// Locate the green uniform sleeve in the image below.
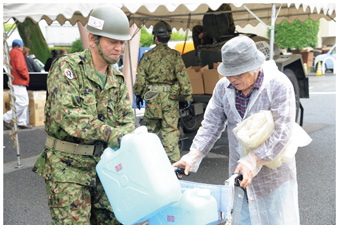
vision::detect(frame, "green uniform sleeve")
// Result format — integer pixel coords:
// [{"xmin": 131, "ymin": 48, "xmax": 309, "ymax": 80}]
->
[
  {"xmin": 133, "ymin": 56, "xmax": 147, "ymax": 96},
  {"xmin": 106, "ymin": 77, "xmax": 135, "ymax": 149},
  {"xmin": 46, "ymin": 59, "xmax": 134, "ymax": 149}
]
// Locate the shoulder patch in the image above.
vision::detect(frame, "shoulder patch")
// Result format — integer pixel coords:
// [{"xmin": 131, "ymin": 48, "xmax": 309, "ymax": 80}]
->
[{"xmin": 64, "ymin": 69, "xmax": 73, "ymax": 79}]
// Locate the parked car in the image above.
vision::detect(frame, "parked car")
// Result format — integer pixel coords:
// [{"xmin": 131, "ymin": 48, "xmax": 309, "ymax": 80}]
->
[{"xmin": 314, "ymin": 44, "xmax": 336, "ymax": 72}]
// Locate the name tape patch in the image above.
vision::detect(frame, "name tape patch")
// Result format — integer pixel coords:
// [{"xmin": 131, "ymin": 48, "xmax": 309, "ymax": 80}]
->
[{"xmin": 88, "ymin": 16, "xmax": 105, "ymax": 30}]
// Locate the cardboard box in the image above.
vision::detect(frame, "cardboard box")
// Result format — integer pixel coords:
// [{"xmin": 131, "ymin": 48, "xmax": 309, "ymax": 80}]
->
[
  {"xmin": 213, "ymin": 62, "xmax": 222, "ymax": 70},
  {"xmin": 3, "ymin": 90, "xmax": 11, "ymax": 113},
  {"xmin": 186, "ymin": 66, "xmax": 207, "ymax": 94},
  {"xmin": 300, "ymin": 51, "xmax": 314, "ymax": 67},
  {"xmin": 28, "ymin": 90, "xmax": 47, "ymax": 127},
  {"xmin": 202, "ymin": 68, "xmax": 224, "ymax": 94}
]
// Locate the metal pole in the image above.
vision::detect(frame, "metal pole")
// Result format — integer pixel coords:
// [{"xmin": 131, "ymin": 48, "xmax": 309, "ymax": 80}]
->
[
  {"xmin": 127, "ymin": 40, "xmax": 137, "ymax": 124},
  {"xmin": 269, "ymin": 4, "xmax": 276, "ymax": 60},
  {"xmin": 3, "ymin": 25, "xmax": 23, "ymax": 168}
]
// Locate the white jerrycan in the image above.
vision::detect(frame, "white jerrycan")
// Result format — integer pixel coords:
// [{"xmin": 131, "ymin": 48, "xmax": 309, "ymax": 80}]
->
[
  {"xmin": 148, "ymin": 188, "xmax": 218, "ymax": 225},
  {"xmin": 96, "ymin": 126, "xmax": 182, "ymax": 225}
]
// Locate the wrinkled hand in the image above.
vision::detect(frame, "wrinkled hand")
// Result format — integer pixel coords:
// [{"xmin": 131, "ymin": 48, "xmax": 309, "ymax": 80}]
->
[
  {"xmin": 233, "ymin": 163, "xmax": 254, "ymax": 188},
  {"xmin": 234, "ymin": 152, "xmax": 263, "ymax": 188},
  {"xmin": 184, "ymin": 100, "xmax": 191, "ymax": 110},
  {"xmin": 172, "ymin": 160, "xmax": 191, "ymax": 179},
  {"xmin": 136, "ymin": 95, "xmax": 143, "ymax": 110}
]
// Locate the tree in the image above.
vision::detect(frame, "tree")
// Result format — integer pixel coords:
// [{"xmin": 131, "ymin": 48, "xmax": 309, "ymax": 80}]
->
[
  {"xmin": 140, "ymin": 27, "xmax": 153, "ymax": 47},
  {"xmin": 140, "ymin": 26, "xmax": 188, "ymax": 47},
  {"xmin": 70, "ymin": 38, "xmax": 84, "ymax": 53},
  {"xmin": 271, "ymin": 19, "xmax": 320, "ymax": 51},
  {"xmin": 16, "ymin": 18, "xmax": 50, "ymax": 63}
]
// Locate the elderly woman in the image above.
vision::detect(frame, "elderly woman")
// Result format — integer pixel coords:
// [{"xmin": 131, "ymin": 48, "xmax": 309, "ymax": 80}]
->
[{"xmin": 173, "ymin": 36, "xmax": 300, "ymax": 225}]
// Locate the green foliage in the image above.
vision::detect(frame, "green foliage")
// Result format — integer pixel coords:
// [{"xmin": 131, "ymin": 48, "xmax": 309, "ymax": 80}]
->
[
  {"xmin": 171, "ymin": 32, "xmax": 186, "ymax": 41},
  {"xmin": 48, "ymin": 47, "xmax": 72, "ymax": 54},
  {"xmin": 270, "ymin": 19, "xmax": 320, "ymax": 50},
  {"xmin": 139, "ymin": 27, "xmax": 188, "ymax": 47},
  {"xmin": 70, "ymin": 38, "xmax": 84, "ymax": 53},
  {"xmin": 16, "ymin": 18, "xmax": 50, "ymax": 63},
  {"xmin": 140, "ymin": 27, "xmax": 154, "ymax": 47}
]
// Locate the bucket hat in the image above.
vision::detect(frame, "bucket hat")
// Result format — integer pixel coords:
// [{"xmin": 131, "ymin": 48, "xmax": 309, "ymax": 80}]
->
[{"xmin": 217, "ymin": 36, "xmax": 265, "ymax": 76}]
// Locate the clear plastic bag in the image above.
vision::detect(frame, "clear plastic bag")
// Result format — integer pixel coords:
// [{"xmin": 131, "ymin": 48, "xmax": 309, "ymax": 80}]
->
[
  {"xmin": 233, "ymin": 110, "xmax": 312, "ymax": 170},
  {"xmin": 233, "ymin": 110, "xmax": 274, "ymax": 156}
]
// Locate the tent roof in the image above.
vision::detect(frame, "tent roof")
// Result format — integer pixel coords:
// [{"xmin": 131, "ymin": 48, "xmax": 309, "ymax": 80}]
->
[{"xmin": 3, "ymin": 2, "xmax": 336, "ymax": 29}]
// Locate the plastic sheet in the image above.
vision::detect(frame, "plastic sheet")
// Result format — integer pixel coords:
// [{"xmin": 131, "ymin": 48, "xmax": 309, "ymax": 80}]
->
[
  {"xmin": 233, "ymin": 110, "xmax": 312, "ymax": 169},
  {"xmin": 233, "ymin": 110, "xmax": 274, "ymax": 156}
]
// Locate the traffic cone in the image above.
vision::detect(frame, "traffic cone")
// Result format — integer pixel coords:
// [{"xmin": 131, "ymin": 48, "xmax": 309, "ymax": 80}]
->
[
  {"xmin": 316, "ymin": 61, "xmax": 323, "ymax": 76},
  {"xmin": 303, "ymin": 63, "xmax": 308, "ymax": 75}
]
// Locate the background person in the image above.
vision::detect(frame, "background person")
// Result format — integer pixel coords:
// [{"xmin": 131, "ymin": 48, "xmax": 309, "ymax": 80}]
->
[
  {"xmin": 23, "ymin": 47, "xmax": 41, "ymax": 72},
  {"xmin": 44, "ymin": 49, "xmax": 59, "ymax": 71},
  {"xmin": 29, "ymin": 54, "xmax": 45, "ymax": 71},
  {"xmin": 60, "ymin": 49, "xmax": 68, "ymax": 55},
  {"xmin": 174, "ymin": 36, "xmax": 301, "ymax": 225},
  {"xmin": 133, "ymin": 20, "xmax": 193, "ymax": 164},
  {"xmin": 32, "ymin": 5, "xmax": 134, "ymax": 225},
  {"xmin": 192, "ymin": 4, "xmax": 235, "ymax": 48},
  {"xmin": 3, "ymin": 39, "xmax": 32, "ymax": 130}
]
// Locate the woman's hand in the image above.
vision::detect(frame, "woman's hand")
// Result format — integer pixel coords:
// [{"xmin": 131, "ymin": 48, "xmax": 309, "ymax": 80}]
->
[
  {"xmin": 233, "ymin": 163, "xmax": 254, "ymax": 188},
  {"xmin": 172, "ymin": 160, "xmax": 191, "ymax": 179}
]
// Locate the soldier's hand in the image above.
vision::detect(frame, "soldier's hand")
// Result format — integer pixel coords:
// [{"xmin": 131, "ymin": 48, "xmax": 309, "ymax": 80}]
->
[{"xmin": 136, "ymin": 95, "xmax": 143, "ymax": 110}]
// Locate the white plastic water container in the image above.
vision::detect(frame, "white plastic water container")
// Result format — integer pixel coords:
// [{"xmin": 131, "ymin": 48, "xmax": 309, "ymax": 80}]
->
[
  {"xmin": 96, "ymin": 126, "xmax": 182, "ymax": 225},
  {"xmin": 148, "ymin": 188, "xmax": 219, "ymax": 225}
]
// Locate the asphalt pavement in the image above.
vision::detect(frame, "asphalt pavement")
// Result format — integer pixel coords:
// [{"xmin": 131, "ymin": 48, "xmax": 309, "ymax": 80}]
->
[{"xmin": 2, "ymin": 72, "xmax": 336, "ymax": 225}]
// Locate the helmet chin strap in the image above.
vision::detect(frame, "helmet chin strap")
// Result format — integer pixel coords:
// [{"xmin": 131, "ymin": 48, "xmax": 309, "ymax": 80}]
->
[{"xmin": 94, "ymin": 35, "xmax": 120, "ymax": 65}]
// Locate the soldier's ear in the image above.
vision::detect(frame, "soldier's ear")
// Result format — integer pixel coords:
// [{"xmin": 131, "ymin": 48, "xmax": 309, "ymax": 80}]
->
[{"xmin": 88, "ymin": 33, "xmax": 96, "ymax": 48}]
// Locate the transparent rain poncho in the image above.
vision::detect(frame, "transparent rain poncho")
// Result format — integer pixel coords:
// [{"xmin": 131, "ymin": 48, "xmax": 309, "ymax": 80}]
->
[
  {"xmin": 181, "ymin": 60, "xmax": 311, "ymax": 225},
  {"xmin": 233, "ymin": 110, "xmax": 312, "ymax": 173}
]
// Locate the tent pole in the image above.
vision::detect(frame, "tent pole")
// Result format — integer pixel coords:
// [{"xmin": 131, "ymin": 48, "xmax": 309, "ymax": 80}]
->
[
  {"xmin": 126, "ymin": 40, "xmax": 137, "ymax": 124},
  {"xmin": 3, "ymin": 25, "xmax": 23, "ymax": 168},
  {"xmin": 269, "ymin": 4, "xmax": 276, "ymax": 60}
]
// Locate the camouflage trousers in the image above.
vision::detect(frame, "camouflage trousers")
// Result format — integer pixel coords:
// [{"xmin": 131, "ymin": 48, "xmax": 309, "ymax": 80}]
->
[
  {"xmin": 145, "ymin": 99, "xmax": 180, "ymax": 163},
  {"xmin": 45, "ymin": 178, "xmax": 121, "ymax": 225}
]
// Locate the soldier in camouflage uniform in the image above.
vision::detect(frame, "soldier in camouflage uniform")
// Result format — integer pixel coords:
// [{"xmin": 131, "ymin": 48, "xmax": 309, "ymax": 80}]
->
[
  {"xmin": 32, "ymin": 5, "xmax": 134, "ymax": 225},
  {"xmin": 133, "ymin": 21, "xmax": 193, "ymax": 163}
]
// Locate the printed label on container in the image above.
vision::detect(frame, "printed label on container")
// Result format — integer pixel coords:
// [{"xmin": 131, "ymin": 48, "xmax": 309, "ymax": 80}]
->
[
  {"xmin": 167, "ymin": 215, "xmax": 175, "ymax": 222},
  {"xmin": 115, "ymin": 163, "xmax": 123, "ymax": 172}
]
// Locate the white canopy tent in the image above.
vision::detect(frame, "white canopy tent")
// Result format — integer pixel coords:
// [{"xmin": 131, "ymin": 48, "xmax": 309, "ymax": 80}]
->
[
  {"xmin": 3, "ymin": 2, "xmax": 336, "ymax": 67},
  {"xmin": 3, "ymin": 2, "xmax": 336, "ymax": 28},
  {"xmin": 3, "ymin": 2, "xmax": 336, "ymax": 98}
]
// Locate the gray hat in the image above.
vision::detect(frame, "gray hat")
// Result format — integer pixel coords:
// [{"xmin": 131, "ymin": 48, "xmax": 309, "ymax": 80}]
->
[{"xmin": 217, "ymin": 36, "xmax": 265, "ymax": 76}]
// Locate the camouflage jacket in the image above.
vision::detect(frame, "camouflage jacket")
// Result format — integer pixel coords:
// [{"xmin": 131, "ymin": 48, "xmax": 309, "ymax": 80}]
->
[
  {"xmin": 133, "ymin": 43, "xmax": 192, "ymax": 101},
  {"xmin": 32, "ymin": 48, "xmax": 134, "ymax": 186}
]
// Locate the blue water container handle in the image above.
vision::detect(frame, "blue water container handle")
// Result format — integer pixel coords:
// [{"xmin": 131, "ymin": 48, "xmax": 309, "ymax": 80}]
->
[
  {"xmin": 174, "ymin": 167, "xmax": 190, "ymax": 179},
  {"xmin": 233, "ymin": 173, "xmax": 243, "ymax": 187}
]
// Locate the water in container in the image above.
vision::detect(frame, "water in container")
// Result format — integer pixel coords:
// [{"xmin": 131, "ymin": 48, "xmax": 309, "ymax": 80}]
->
[
  {"xmin": 96, "ymin": 126, "xmax": 182, "ymax": 225},
  {"xmin": 148, "ymin": 188, "xmax": 219, "ymax": 225}
]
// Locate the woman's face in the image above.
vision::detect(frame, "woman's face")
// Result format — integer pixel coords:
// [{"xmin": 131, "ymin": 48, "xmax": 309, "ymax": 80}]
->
[{"xmin": 226, "ymin": 72, "xmax": 258, "ymax": 95}]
